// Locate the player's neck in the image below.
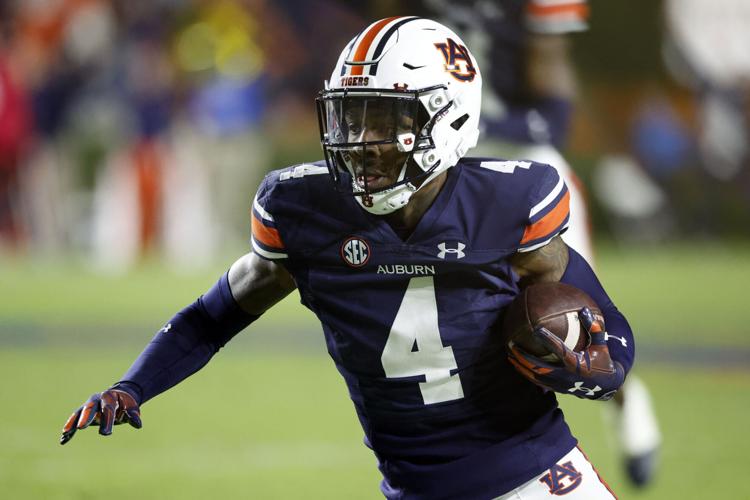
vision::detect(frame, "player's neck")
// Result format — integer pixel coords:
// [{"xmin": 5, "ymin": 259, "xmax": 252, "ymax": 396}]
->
[{"xmin": 384, "ymin": 171, "xmax": 447, "ymax": 239}]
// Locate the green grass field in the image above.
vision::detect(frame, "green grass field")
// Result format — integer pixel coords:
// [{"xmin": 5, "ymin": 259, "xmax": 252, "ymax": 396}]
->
[{"xmin": 1, "ymin": 242, "xmax": 748, "ymax": 499}]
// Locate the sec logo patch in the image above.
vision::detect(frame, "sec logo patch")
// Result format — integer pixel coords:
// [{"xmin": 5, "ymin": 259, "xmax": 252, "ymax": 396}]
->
[{"xmin": 341, "ymin": 237, "xmax": 371, "ymax": 267}]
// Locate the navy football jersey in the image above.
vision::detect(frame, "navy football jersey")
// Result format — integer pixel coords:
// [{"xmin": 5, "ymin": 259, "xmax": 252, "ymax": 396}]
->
[{"xmin": 251, "ymin": 158, "xmax": 573, "ymax": 499}]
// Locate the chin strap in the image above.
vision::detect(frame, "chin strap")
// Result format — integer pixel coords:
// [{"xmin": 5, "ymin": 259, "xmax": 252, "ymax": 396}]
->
[
  {"xmin": 355, "ymin": 183, "xmax": 416, "ymax": 214},
  {"xmin": 352, "ymin": 158, "xmax": 412, "ymax": 214}
]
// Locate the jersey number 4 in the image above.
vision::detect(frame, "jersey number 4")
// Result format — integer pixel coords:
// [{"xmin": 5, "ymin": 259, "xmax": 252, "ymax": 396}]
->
[{"xmin": 381, "ymin": 277, "xmax": 465, "ymax": 405}]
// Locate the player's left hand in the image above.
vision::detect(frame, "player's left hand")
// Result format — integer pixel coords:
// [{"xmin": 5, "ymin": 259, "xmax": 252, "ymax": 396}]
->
[
  {"xmin": 60, "ymin": 386, "xmax": 142, "ymax": 445},
  {"xmin": 508, "ymin": 307, "xmax": 625, "ymax": 401}
]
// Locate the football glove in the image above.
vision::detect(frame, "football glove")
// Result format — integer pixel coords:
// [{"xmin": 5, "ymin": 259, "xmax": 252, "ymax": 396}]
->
[
  {"xmin": 507, "ymin": 307, "xmax": 625, "ymax": 401},
  {"xmin": 60, "ymin": 386, "xmax": 142, "ymax": 445}
]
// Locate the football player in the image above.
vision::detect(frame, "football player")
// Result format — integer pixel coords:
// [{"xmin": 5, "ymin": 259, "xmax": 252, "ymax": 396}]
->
[
  {"xmin": 409, "ymin": 0, "xmax": 662, "ymax": 486},
  {"xmin": 61, "ymin": 18, "xmax": 634, "ymax": 499}
]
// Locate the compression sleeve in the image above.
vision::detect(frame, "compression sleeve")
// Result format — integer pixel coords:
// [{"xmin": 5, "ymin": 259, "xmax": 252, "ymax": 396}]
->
[
  {"xmin": 560, "ymin": 247, "xmax": 635, "ymax": 374},
  {"xmin": 117, "ymin": 273, "xmax": 259, "ymax": 404}
]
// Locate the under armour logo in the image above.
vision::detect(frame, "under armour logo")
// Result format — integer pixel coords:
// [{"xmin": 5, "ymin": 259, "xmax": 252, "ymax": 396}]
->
[
  {"xmin": 568, "ymin": 381, "xmax": 601, "ymax": 397},
  {"xmin": 605, "ymin": 333, "xmax": 628, "ymax": 347},
  {"xmin": 160, "ymin": 323, "xmax": 172, "ymax": 333},
  {"xmin": 437, "ymin": 242, "xmax": 465, "ymax": 259}
]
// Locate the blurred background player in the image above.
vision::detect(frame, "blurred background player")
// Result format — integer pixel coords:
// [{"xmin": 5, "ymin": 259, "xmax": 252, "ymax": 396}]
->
[{"xmin": 403, "ymin": 0, "xmax": 662, "ymax": 487}]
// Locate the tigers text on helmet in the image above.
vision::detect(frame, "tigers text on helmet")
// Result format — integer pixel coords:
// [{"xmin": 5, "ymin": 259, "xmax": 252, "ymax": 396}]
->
[{"xmin": 316, "ymin": 17, "xmax": 482, "ymax": 215}]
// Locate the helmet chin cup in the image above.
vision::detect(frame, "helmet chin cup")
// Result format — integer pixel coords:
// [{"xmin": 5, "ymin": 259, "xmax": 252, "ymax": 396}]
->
[{"xmin": 355, "ymin": 183, "xmax": 416, "ymax": 215}]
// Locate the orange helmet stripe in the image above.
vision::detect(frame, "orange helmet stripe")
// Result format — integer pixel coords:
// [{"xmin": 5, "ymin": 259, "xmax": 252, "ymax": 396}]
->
[{"xmin": 350, "ymin": 17, "xmax": 401, "ymax": 76}]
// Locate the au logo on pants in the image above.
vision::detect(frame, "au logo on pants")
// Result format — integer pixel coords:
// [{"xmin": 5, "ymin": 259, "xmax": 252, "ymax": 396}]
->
[{"xmin": 539, "ymin": 461, "xmax": 582, "ymax": 495}]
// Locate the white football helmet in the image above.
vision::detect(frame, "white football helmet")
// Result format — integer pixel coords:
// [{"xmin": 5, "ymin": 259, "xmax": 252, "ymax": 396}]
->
[{"xmin": 316, "ymin": 17, "xmax": 482, "ymax": 214}]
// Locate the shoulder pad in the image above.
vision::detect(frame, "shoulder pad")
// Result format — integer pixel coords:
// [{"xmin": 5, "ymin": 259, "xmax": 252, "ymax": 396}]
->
[{"xmin": 250, "ymin": 161, "xmax": 333, "ymax": 260}]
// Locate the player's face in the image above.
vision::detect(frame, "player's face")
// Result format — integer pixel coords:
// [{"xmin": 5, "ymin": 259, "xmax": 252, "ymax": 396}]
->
[{"xmin": 343, "ymin": 99, "xmax": 414, "ymax": 191}]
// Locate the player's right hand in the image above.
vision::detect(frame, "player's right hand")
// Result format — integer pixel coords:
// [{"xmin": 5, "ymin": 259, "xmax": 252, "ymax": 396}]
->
[
  {"xmin": 508, "ymin": 307, "xmax": 624, "ymax": 401},
  {"xmin": 60, "ymin": 387, "xmax": 142, "ymax": 445}
]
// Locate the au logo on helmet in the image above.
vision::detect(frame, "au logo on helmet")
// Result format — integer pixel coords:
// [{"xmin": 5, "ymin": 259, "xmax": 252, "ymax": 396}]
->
[{"xmin": 434, "ymin": 38, "xmax": 477, "ymax": 82}]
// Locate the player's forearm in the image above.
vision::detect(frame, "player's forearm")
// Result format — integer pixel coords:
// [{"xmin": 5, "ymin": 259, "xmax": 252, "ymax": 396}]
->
[
  {"xmin": 118, "ymin": 273, "xmax": 259, "ymax": 404},
  {"xmin": 559, "ymin": 247, "xmax": 635, "ymax": 374}
]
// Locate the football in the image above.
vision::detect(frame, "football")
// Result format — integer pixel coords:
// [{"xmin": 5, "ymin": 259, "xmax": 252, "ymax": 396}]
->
[{"xmin": 502, "ymin": 282, "xmax": 600, "ymax": 362}]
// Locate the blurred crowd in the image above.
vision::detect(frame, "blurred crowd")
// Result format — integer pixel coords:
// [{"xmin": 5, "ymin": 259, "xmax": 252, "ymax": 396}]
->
[
  {"xmin": 0, "ymin": 0, "xmax": 376, "ymax": 270},
  {"xmin": 0, "ymin": 0, "xmax": 748, "ymax": 271}
]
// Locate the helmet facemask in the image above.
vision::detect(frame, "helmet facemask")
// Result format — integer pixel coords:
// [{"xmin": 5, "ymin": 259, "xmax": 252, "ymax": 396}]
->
[{"xmin": 316, "ymin": 86, "xmax": 450, "ymax": 214}]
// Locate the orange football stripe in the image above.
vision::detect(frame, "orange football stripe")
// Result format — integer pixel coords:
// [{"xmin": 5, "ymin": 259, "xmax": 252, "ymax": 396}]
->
[
  {"xmin": 251, "ymin": 213, "xmax": 284, "ymax": 249},
  {"xmin": 527, "ymin": 2, "xmax": 589, "ymax": 20},
  {"xmin": 350, "ymin": 17, "xmax": 400, "ymax": 76},
  {"xmin": 521, "ymin": 190, "xmax": 570, "ymax": 244}
]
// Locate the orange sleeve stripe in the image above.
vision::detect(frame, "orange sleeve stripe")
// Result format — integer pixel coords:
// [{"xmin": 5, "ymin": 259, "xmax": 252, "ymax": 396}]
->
[
  {"xmin": 521, "ymin": 190, "xmax": 570, "ymax": 244},
  {"xmin": 350, "ymin": 17, "xmax": 400, "ymax": 76},
  {"xmin": 527, "ymin": 2, "xmax": 589, "ymax": 20},
  {"xmin": 251, "ymin": 213, "xmax": 284, "ymax": 249}
]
